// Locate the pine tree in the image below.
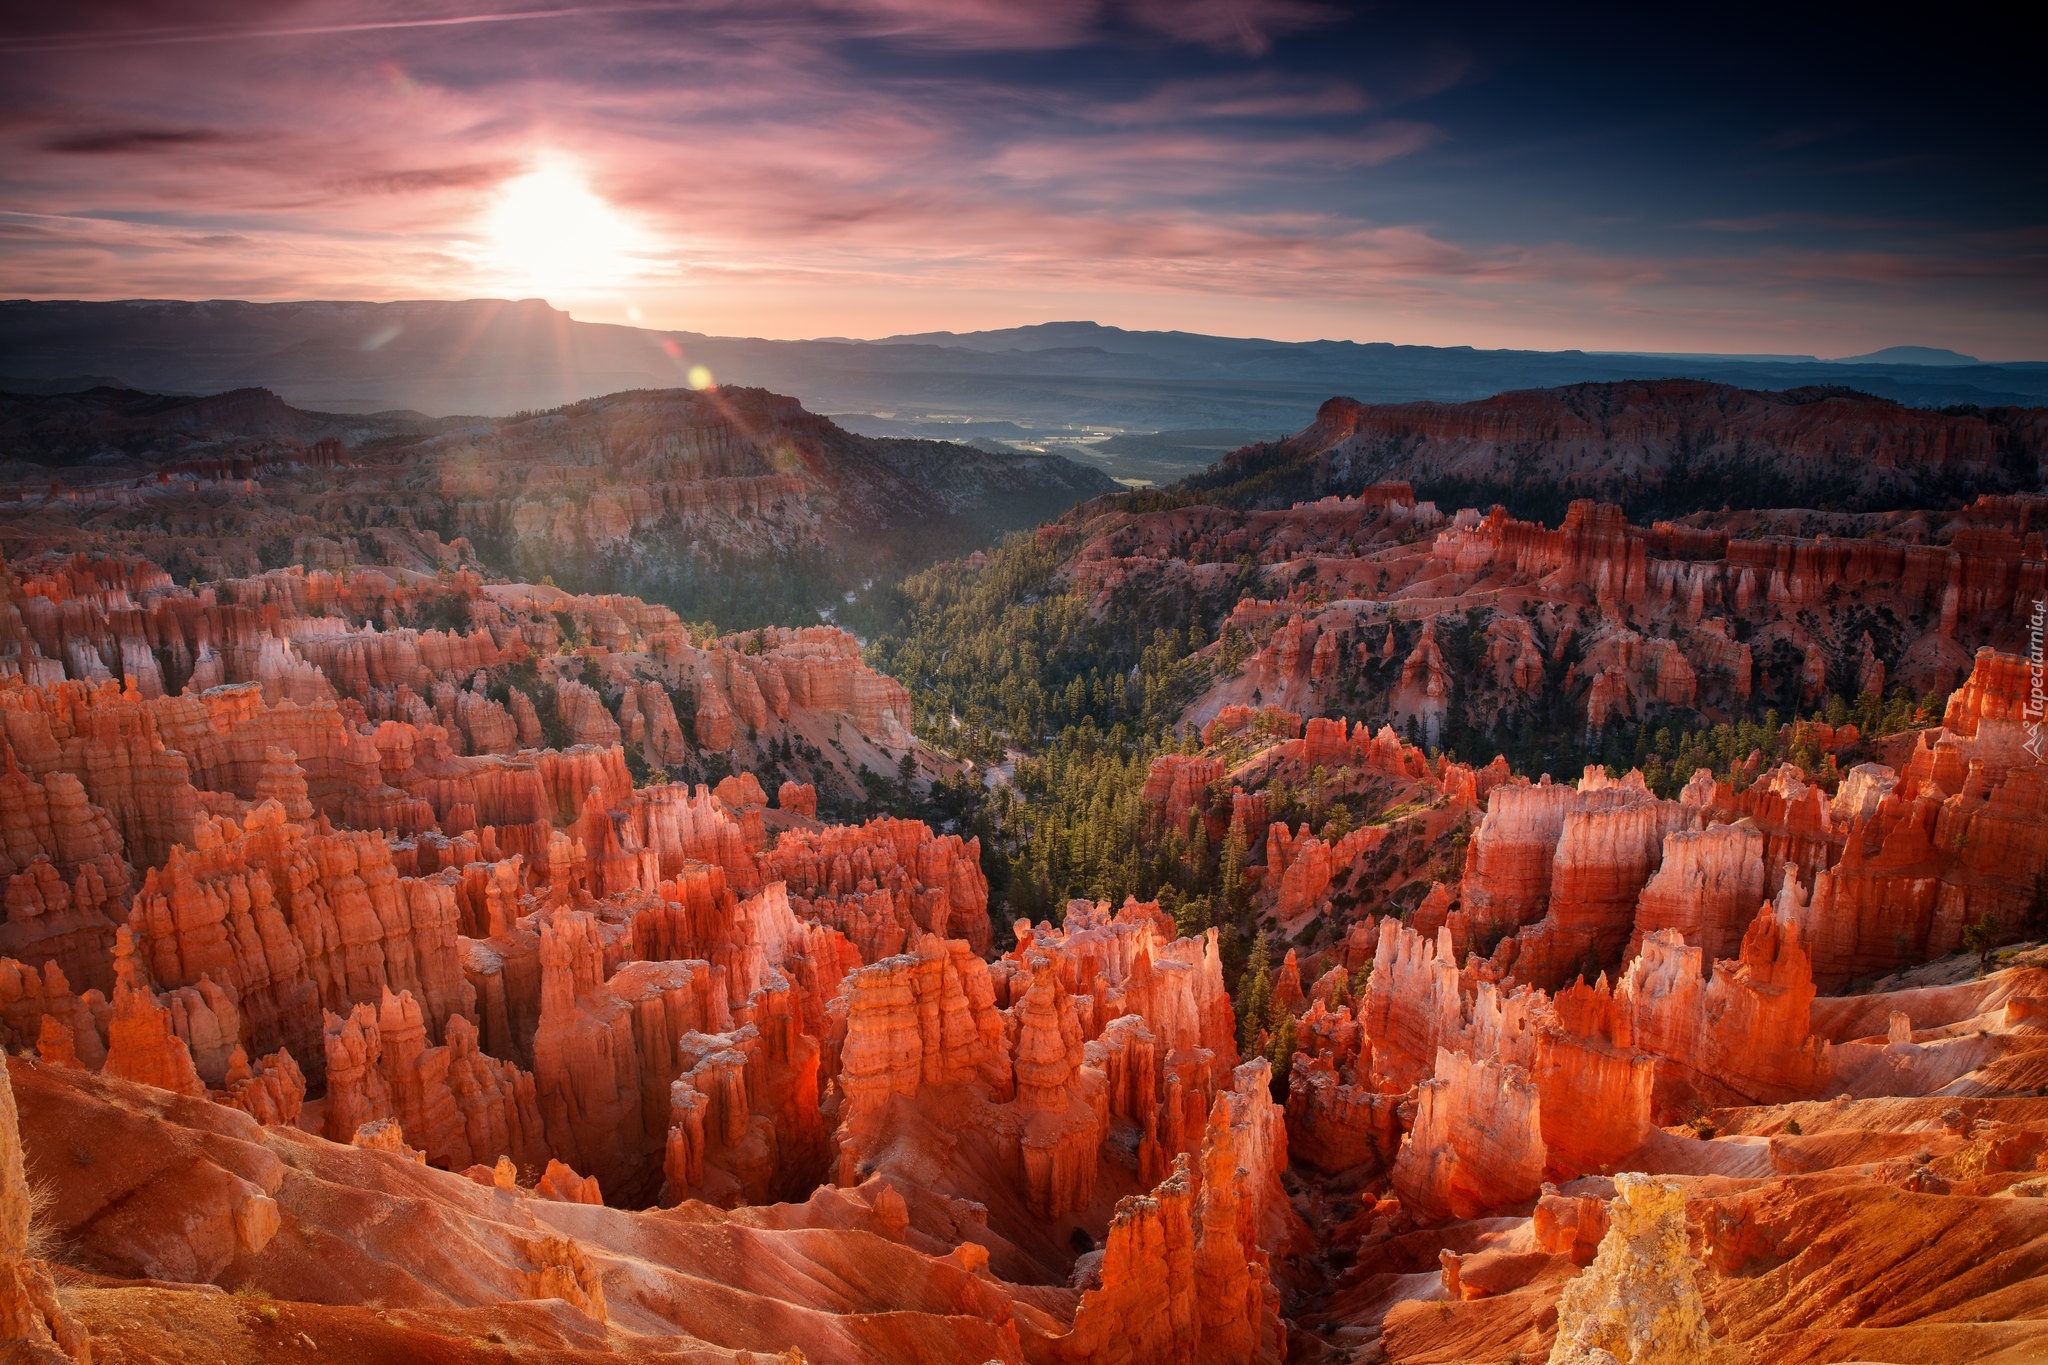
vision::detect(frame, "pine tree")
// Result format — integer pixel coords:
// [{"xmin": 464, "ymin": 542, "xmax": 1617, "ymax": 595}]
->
[
  {"xmin": 1220, "ymin": 819, "xmax": 1250, "ymax": 914},
  {"xmin": 1236, "ymin": 936, "xmax": 1272, "ymax": 1055},
  {"xmin": 1185, "ymin": 819, "xmax": 1210, "ymax": 892},
  {"xmin": 1325, "ymin": 973, "xmax": 1348, "ymax": 1009},
  {"xmin": 1267, "ymin": 1012, "xmax": 1297, "ymax": 1099}
]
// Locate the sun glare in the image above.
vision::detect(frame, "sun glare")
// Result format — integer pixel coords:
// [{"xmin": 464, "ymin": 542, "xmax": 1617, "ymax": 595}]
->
[{"xmin": 479, "ymin": 159, "xmax": 650, "ymax": 298}]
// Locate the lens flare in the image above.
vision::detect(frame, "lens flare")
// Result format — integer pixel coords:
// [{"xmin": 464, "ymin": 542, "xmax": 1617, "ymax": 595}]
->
[
  {"xmin": 687, "ymin": 364, "xmax": 714, "ymax": 390},
  {"xmin": 478, "ymin": 157, "xmax": 650, "ymax": 299}
]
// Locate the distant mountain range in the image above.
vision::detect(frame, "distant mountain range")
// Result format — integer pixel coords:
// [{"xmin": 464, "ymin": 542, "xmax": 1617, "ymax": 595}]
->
[
  {"xmin": 1826, "ymin": 345, "xmax": 1984, "ymax": 366},
  {"xmin": 3, "ymin": 299, "xmax": 2043, "ymax": 484}
]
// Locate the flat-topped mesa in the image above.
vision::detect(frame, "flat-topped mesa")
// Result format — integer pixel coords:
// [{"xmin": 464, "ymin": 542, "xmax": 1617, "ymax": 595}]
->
[
  {"xmin": 320, "ymin": 988, "xmax": 546, "ymax": 1174},
  {"xmin": 1307, "ymin": 374, "xmax": 2047, "ymax": 520},
  {"xmin": 1619, "ymin": 902, "xmax": 1831, "ymax": 1121},
  {"xmin": 1391, "ymin": 1046, "xmax": 1546, "ymax": 1221},
  {"xmin": 761, "ymin": 816, "xmax": 991, "ymax": 959},
  {"xmin": 123, "ymin": 800, "xmax": 471, "ymax": 1081}
]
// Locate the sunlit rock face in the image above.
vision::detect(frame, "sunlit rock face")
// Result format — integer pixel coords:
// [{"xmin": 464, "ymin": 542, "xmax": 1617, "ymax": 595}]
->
[{"xmin": 0, "ymin": 382, "xmax": 2046, "ymax": 1362}]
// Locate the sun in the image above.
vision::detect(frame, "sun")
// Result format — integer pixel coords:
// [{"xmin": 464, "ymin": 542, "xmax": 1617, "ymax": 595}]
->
[{"xmin": 478, "ymin": 158, "xmax": 650, "ymax": 299}]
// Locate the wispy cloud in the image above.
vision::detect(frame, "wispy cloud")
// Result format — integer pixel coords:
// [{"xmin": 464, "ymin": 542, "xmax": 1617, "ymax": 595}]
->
[
  {"xmin": 0, "ymin": 5, "xmax": 669, "ymax": 54},
  {"xmin": 43, "ymin": 126, "xmax": 233, "ymax": 153},
  {"xmin": 1096, "ymin": 71, "xmax": 1375, "ymax": 125},
  {"xmin": 0, "ymin": 0, "xmax": 2038, "ymax": 357}
]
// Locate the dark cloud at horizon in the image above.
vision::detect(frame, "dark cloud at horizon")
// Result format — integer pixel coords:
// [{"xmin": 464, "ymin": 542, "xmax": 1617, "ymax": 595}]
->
[{"xmin": 0, "ymin": 0, "xmax": 2040, "ymax": 357}]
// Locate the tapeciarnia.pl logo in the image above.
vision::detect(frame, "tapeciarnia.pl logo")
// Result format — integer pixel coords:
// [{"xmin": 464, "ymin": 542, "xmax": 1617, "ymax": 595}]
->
[{"xmin": 2027, "ymin": 597, "xmax": 2046, "ymax": 762}]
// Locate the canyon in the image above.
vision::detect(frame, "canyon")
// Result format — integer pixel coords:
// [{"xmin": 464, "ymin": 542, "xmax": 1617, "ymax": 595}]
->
[
  {"xmin": 0, "ymin": 375, "xmax": 2044, "ymax": 1364},
  {"xmin": 0, "ymin": 536, "xmax": 1319, "ymax": 1362},
  {"xmin": 0, "ymin": 382, "xmax": 1114, "ymax": 625}
]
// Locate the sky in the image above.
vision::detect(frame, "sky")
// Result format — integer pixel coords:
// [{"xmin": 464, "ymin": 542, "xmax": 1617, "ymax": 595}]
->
[{"xmin": 1, "ymin": 1, "xmax": 2042, "ymax": 357}]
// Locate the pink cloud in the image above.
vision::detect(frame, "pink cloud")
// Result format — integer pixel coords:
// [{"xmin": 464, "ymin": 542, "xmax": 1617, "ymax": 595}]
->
[{"xmin": 0, "ymin": 0, "xmax": 2038, "ymax": 359}]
